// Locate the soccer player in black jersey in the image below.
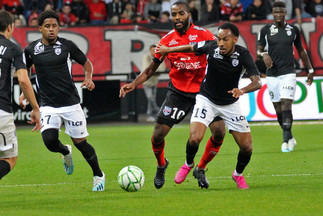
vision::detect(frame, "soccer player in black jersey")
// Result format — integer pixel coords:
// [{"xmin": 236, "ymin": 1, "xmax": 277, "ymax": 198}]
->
[
  {"xmin": 0, "ymin": 10, "xmax": 41, "ymax": 180},
  {"xmin": 156, "ymin": 22, "xmax": 262, "ymax": 189},
  {"xmin": 257, "ymin": 1, "xmax": 314, "ymax": 153},
  {"xmin": 20, "ymin": 10, "xmax": 105, "ymax": 191}
]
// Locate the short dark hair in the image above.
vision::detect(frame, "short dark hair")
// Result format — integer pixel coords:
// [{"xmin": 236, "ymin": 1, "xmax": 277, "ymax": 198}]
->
[
  {"xmin": 171, "ymin": 1, "xmax": 190, "ymax": 12},
  {"xmin": 38, "ymin": 10, "xmax": 59, "ymax": 26},
  {"xmin": 272, "ymin": 1, "xmax": 286, "ymax": 8},
  {"xmin": 0, "ymin": 10, "xmax": 13, "ymax": 32},
  {"xmin": 162, "ymin": 11, "xmax": 170, "ymax": 17},
  {"xmin": 218, "ymin": 22, "xmax": 240, "ymax": 37}
]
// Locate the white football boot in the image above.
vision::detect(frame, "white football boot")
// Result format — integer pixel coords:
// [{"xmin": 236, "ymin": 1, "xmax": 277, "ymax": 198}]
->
[
  {"xmin": 63, "ymin": 145, "xmax": 74, "ymax": 175},
  {"xmin": 281, "ymin": 142, "xmax": 289, "ymax": 152},
  {"xmin": 93, "ymin": 172, "xmax": 105, "ymax": 191},
  {"xmin": 288, "ymin": 137, "xmax": 297, "ymax": 151}
]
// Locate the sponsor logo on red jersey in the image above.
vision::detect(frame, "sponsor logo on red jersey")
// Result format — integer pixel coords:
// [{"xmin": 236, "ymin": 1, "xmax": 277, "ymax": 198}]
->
[
  {"xmin": 188, "ymin": 34, "xmax": 198, "ymax": 41},
  {"xmin": 169, "ymin": 39, "xmax": 178, "ymax": 46}
]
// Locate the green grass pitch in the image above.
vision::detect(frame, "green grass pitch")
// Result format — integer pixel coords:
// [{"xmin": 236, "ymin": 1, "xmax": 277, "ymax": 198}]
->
[{"xmin": 1, "ymin": 122, "xmax": 322, "ymax": 216}]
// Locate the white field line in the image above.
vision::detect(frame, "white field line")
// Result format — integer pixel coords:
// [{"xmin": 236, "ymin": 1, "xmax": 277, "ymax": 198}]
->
[
  {"xmin": 1, "ymin": 173, "xmax": 322, "ymax": 188},
  {"xmin": 249, "ymin": 121, "xmax": 323, "ymax": 126}
]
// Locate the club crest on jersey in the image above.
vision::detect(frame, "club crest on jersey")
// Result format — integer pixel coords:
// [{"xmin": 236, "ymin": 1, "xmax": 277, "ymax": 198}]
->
[
  {"xmin": 163, "ymin": 106, "xmax": 172, "ymax": 116},
  {"xmin": 286, "ymin": 30, "xmax": 292, "ymax": 36},
  {"xmin": 34, "ymin": 44, "xmax": 44, "ymax": 55},
  {"xmin": 55, "ymin": 47, "xmax": 61, "ymax": 55},
  {"xmin": 232, "ymin": 59, "xmax": 239, "ymax": 67}
]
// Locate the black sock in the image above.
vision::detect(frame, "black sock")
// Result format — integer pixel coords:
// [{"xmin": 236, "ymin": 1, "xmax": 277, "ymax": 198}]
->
[
  {"xmin": 42, "ymin": 129, "xmax": 69, "ymax": 155},
  {"xmin": 75, "ymin": 140, "xmax": 103, "ymax": 177},
  {"xmin": 282, "ymin": 110, "xmax": 293, "ymax": 142},
  {"xmin": 236, "ymin": 151, "xmax": 252, "ymax": 174},
  {"xmin": 186, "ymin": 140, "xmax": 199, "ymax": 166},
  {"xmin": 0, "ymin": 160, "xmax": 11, "ymax": 180},
  {"xmin": 276, "ymin": 112, "xmax": 283, "ymax": 129}
]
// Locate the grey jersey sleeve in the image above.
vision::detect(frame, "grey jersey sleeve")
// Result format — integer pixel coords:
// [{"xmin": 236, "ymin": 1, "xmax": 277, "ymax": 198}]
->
[
  {"xmin": 23, "ymin": 44, "xmax": 34, "ymax": 69},
  {"xmin": 258, "ymin": 26, "xmax": 269, "ymax": 48},
  {"xmin": 293, "ymin": 25, "xmax": 302, "ymax": 49},
  {"xmin": 13, "ymin": 44, "xmax": 26, "ymax": 70},
  {"xmin": 242, "ymin": 49, "xmax": 260, "ymax": 77},
  {"xmin": 66, "ymin": 40, "xmax": 87, "ymax": 65},
  {"xmin": 193, "ymin": 40, "xmax": 216, "ymax": 55}
]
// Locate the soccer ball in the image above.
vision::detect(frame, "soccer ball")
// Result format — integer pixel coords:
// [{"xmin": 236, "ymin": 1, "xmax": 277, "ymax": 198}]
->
[{"xmin": 117, "ymin": 165, "xmax": 145, "ymax": 192}]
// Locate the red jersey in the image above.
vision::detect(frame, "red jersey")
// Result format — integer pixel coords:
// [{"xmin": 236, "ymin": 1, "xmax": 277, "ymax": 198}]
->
[
  {"xmin": 221, "ymin": 2, "xmax": 243, "ymax": 17},
  {"xmin": 3, "ymin": 0, "xmax": 21, "ymax": 7},
  {"xmin": 59, "ymin": 13, "xmax": 77, "ymax": 25},
  {"xmin": 155, "ymin": 24, "xmax": 216, "ymax": 93},
  {"xmin": 88, "ymin": 1, "xmax": 107, "ymax": 21}
]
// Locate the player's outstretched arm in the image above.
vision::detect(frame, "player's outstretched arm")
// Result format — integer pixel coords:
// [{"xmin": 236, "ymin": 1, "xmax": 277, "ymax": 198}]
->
[
  {"xmin": 228, "ymin": 75, "xmax": 262, "ymax": 98},
  {"xmin": 81, "ymin": 59, "xmax": 95, "ymax": 91},
  {"xmin": 17, "ymin": 69, "xmax": 41, "ymax": 132},
  {"xmin": 119, "ymin": 61, "xmax": 160, "ymax": 98},
  {"xmin": 155, "ymin": 43, "xmax": 194, "ymax": 56}
]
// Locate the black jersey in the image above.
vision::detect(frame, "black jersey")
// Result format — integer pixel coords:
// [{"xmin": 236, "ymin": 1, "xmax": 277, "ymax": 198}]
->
[
  {"xmin": 194, "ymin": 40, "xmax": 259, "ymax": 105},
  {"xmin": 0, "ymin": 34, "xmax": 26, "ymax": 113},
  {"xmin": 258, "ymin": 23, "xmax": 302, "ymax": 77},
  {"xmin": 24, "ymin": 37, "xmax": 87, "ymax": 107}
]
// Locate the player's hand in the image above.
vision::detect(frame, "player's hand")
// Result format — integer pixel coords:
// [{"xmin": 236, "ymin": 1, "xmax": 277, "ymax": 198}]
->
[
  {"xmin": 306, "ymin": 72, "xmax": 314, "ymax": 86},
  {"xmin": 155, "ymin": 43, "xmax": 168, "ymax": 60},
  {"xmin": 262, "ymin": 54, "xmax": 273, "ymax": 68},
  {"xmin": 19, "ymin": 93, "xmax": 29, "ymax": 109},
  {"xmin": 119, "ymin": 83, "xmax": 135, "ymax": 98},
  {"xmin": 29, "ymin": 109, "xmax": 41, "ymax": 132},
  {"xmin": 228, "ymin": 88, "xmax": 245, "ymax": 98},
  {"xmin": 81, "ymin": 78, "xmax": 95, "ymax": 91}
]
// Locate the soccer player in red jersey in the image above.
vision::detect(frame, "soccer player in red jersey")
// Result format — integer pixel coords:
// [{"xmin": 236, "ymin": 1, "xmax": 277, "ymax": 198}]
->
[{"xmin": 120, "ymin": 1, "xmax": 226, "ymax": 189}]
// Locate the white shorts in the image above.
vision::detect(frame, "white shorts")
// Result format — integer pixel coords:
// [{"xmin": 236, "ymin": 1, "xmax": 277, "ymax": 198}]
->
[
  {"xmin": 40, "ymin": 104, "xmax": 89, "ymax": 138},
  {"xmin": 266, "ymin": 74, "xmax": 296, "ymax": 102},
  {"xmin": 0, "ymin": 110, "xmax": 18, "ymax": 158},
  {"xmin": 190, "ymin": 94, "xmax": 250, "ymax": 133}
]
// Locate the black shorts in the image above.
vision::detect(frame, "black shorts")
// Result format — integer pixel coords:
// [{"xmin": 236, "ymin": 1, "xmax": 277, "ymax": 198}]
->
[{"xmin": 157, "ymin": 89, "xmax": 196, "ymax": 127}]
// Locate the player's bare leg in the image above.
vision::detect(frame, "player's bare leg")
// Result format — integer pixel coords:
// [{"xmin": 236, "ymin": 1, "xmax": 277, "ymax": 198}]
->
[{"xmin": 231, "ymin": 131, "xmax": 253, "ymax": 189}]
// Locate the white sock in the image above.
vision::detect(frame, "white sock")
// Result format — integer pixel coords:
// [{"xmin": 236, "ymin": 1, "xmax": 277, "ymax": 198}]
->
[
  {"xmin": 185, "ymin": 161, "xmax": 194, "ymax": 168},
  {"xmin": 234, "ymin": 170, "xmax": 242, "ymax": 176}
]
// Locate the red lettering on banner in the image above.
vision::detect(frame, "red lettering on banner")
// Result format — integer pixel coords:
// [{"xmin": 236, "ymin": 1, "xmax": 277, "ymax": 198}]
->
[{"xmin": 257, "ymin": 84, "xmax": 277, "ymax": 118}]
